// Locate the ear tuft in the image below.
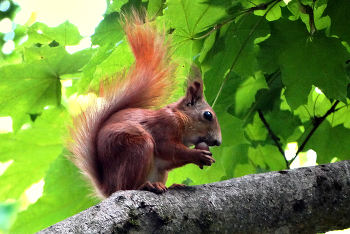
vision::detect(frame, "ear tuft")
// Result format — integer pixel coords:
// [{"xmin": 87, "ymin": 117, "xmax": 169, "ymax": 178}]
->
[{"xmin": 186, "ymin": 78, "xmax": 203, "ymax": 106}]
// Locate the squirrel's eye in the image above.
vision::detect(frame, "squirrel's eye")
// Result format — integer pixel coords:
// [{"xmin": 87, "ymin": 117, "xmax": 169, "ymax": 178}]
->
[{"xmin": 203, "ymin": 111, "xmax": 213, "ymax": 121}]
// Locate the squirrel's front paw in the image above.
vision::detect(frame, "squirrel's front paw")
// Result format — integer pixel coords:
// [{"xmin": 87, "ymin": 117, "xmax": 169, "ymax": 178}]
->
[{"xmin": 194, "ymin": 150, "xmax": 215, "ymax": 169}]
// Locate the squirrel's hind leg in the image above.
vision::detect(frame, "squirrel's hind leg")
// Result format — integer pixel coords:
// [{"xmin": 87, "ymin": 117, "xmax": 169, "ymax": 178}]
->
[{"xmin": 97, "ymin": 123, "xmax": 155, "ymax": 197}]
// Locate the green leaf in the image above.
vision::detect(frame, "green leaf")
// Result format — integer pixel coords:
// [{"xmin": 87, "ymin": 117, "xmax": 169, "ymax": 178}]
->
[
  {"xmin": 330, "ymin": 99, "xmax": 350, "ymax": 128},
  {"xmin": 166, "ymin": 0, "xmax": 229, "ymax": 38},
  {"xmin": 258, "ymin": 19, "xmax": 350, "ymax": 110},
  {"xmin": 220, "ymin": 143, "xmax": 251, "ymax": 180},
  {"xmin": 234, "ymin": 163, "xmax": 256, "ymax": 177},
  {"xmin": 245, "ymin": 0, "xmax": 285, "ymax": 21},
  {"xmin": 165, "ymin": 0, "xmax": 229, "ymax": 62},
  {"xmin": 202, "ymin": 14, "xmax": 269, "ymax": 105},
  {"xmin": 242, "ymin": 70, "xmax": 285, "ymax": 126},
  {"xmin": 77, "ymin": 45, "xmax": 113, "ymax": 93},
  {"xmin": 105, "ymin": 0, "xmax": 129, "ymax": 15},
  {"xmin": 324, "ymin": 0, "xmax": 350, "ymax": 44},
  {"xmin": 281, "ymin": 33, "xmax": 349, "ymax": 110},
  {"xmin": 94, "ymin": 40, "xmax": 134, "ymax": 82},
  {"xmin": 294, "ymin": 87, "xmax": 332, "ymax": 124},
  {"xmin": 248, "ymin": 144, "xmax": 286, "ymax": 171},
  {"xmin": 167, "ymin": 156, "xmax": 226, "ymax": 187},
  {"xmin": 0, "ymin": 46, "xmax": 94, "ymax": 130},
  {"xmin": 287, "ymin": 1, "xmax": 330, "ymax": 32},
  {"xmin": 147, "ymin": 0, "xmax": 165, "ymax": 18},
  {"xmin": 0, "ymin": 60, "xmax": 61, "ymax": 130},
  {"xmin": 0, "ymin": 108, "xmax": 68, "ymax": 201},
  {"xmin": 244, "ymin": 100, "xmax": 303, "ymax": 149},
  {"xmin": 78, "ymin": 39, "xmax": 134, "ymax": 94},
  {"xmin": 305, "ymin": 121, "xmax": 350, "ymax": 164},
  {"xmin": 245, "ymin": 112, "xmax": 268, "ymax": 142},
  {"xmin": 91, "ymin": 12, "xmax": 124, "ymax": 49},
  {"xmin": 22, "ymin": 21, "xmax": 83, "ymax": 47},
  {"xmin": 10, "ymin": 155, "xmax": 99, "ymax": 234},
  {"xmin": 224, "ymin": 72, "xmax": 269, "ymax": 120},
  {"xmin": 266, "ymin": 107, "xmax": 303, "ymax": 144},
  {"xmin": 258, "ymin": 19, "xmax": 309, "ymax": 75},
  {"xmin": 24, "ymin": 46, "xmax": 95, "ymax": 75},
  {"xmin": 0, "ymin": 202, "xmax": 17, "ymax": 232}
]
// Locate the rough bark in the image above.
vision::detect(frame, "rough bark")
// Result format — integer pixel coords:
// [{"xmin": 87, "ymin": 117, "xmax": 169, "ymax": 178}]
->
[{"xmin": 38, "ymin": 160, "xmax": 350, "ymax": 234}]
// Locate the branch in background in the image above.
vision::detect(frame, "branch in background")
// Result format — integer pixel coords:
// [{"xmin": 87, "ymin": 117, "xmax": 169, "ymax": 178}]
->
[
  {"xmin": 290, "ymin": 100, "xmax": 340, "ymax": 165},
  {"xmin": 258, "ymin": 110, "xmax": 289, "ymax": 169}
]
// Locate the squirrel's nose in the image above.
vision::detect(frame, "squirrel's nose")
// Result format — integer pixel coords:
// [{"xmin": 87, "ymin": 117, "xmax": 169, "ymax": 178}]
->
[{"xmin": 213, "ymin": 140, "xmax": 221, "ymax": 146}]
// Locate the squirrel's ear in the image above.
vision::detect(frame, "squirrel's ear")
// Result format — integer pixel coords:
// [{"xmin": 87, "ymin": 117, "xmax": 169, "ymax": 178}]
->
[
  {"xmin": 185, "ymin": 79, "xmax": 203, "ymax": 106},
  {"xmin": 184, "ymin": 65, "xmax": 204, "ymax": 106}
]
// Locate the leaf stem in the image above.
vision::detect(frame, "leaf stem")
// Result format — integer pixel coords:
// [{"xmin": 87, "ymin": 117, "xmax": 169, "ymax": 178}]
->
[
  {"xmin": 289, "ymin": 100, "xmax": 340, "ymax": 165},
  {"xmin": 258, "ymin": 110, "xmax": 290, "ymax": 169}
]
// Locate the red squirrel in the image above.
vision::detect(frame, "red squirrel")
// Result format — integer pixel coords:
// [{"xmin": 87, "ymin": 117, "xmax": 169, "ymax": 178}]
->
[{"xmin": 68, "ymin": 11, "xmax": 222, "ymax": 199}]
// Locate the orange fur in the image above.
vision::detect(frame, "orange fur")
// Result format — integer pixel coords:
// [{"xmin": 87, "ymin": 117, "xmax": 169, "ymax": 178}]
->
[{"xmin": 68, "ymin": 11, "xmax": 222, "ymax": 199}]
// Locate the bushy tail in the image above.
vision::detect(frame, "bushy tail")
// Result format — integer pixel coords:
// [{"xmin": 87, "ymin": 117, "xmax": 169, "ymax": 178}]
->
[{"xmin": 67, "ymin": 11, "xmax": 176, "ymax": 198}]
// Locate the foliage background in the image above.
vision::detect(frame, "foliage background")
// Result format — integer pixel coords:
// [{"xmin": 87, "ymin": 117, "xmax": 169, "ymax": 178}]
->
[{"xmin": 1, "ymin": 0, "xmax": 350, "ymax": 233}]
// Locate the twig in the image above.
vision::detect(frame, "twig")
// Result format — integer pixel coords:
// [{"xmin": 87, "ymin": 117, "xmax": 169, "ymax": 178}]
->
[
  {"xmin": 193, "ymin": 18, "xmax": 234, "ymax": 40},
  {"xmin": 289, "ymin": 100, "xmax": 340, "ymax": 165},
  {"xmin": 193, "ymin": 1, "xmax": 272, "ymax": 40},
  {"xmin": 150, "ymin": 3, "xmax": 164, "ymax": 22},
  {"xmin": 258, "ymin": 110, "xmax": 289, "ymax": 169}
]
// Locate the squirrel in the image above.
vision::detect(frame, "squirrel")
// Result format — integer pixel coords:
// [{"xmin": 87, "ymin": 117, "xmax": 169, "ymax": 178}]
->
[{"xmin": 68, "ymin": 11, "xmax": 222, "ymax": 199}]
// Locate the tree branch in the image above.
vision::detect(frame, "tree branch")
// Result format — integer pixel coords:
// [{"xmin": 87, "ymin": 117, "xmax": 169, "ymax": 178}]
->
[
  {"xmin": 39, "ymin": 160, "xmax": 350, "ymax": 234},
  {"xmin": 258, "ymin": 109, "xmax": 289, "ymax": 169},
  {"xmin": 290, "ymin": 100, "xmax": 340, "ymax": 164}
]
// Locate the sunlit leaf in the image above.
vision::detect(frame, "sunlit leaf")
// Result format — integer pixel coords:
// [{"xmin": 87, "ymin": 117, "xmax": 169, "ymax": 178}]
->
[
  {"xmin": 0, "ymin": 45, "xmax": 94, "ymax": 131},
  {"xmin": 0, "ymin": 108, "xmax": 68, "ymax": 201},
  {"xmin": 91, "ymin": 12, "xmax": 124, "ymax": 48},
  {"xmin": 305, "ymin": 121, "xmax": 350, "ymax": 164},
  {"xmin": 10, "ymin": 155, "xmax": 99, "ymax": 234},
  {"xmin": 21, "ymin": 21, "xmax": 83, "ymax": 47}
]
